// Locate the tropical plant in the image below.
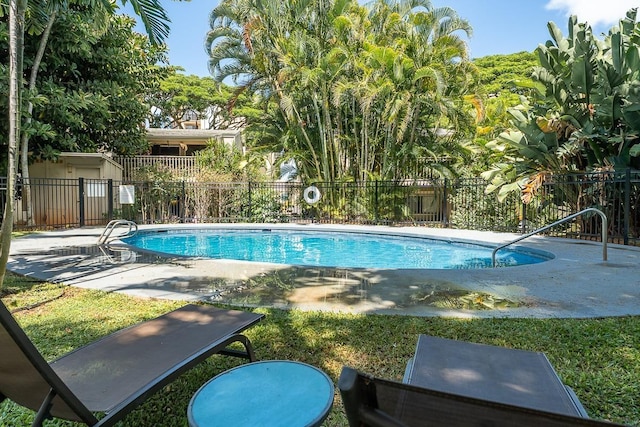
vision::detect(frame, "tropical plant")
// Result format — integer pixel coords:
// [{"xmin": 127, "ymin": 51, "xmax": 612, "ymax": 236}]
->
[
  {"xmin": 8, "ymin": 1, "xmax": 114, "ymax": 228},
  {"xmin": 195, "ymin": 139, "xmax": 263, "ymax": 182},
  {"xmin": 0, "ymin": 8, "xmax": 167, "ymax": 227},
  {"xmin": 470, "ymin": 52, "xmax": 538, "ymax": 174},
  {"xmin": 474, "ymin": 52, "xmax": 538, "ymax": 97},
  {"xmin": 247, "ymin": 188, "xmax": 287, "ymax": 223},
  {"xmin": 131, "ymin": 164, "xmax": 176, "ymax": 223},
  {"xmin": 482, "ymin": 10, "xmax": 640, "ymax": 203}
]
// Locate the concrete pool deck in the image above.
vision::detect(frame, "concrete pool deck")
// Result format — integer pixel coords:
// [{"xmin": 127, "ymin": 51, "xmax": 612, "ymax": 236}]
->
[{"xmin": 7, "ymin": 224, "xmax": 640, "ymax": 319}]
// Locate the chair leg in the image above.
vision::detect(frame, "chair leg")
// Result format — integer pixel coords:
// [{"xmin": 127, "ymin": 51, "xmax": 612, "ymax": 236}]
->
[
  {"xmin": 218, "ymin": 334, "xmax": 258, "ymax": 362},
  {"xmin": 32, "ymin": 388, "xmax": 56, "ymax": 427}
]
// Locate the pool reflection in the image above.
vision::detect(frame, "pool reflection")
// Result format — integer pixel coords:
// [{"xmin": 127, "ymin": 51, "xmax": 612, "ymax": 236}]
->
[{"xmin": 173, "ymin": 268, "xmax": 524, "ymax": 311}]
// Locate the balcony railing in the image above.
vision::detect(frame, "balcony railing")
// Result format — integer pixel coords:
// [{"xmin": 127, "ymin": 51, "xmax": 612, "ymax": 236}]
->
[{"xmin": 116, "ymin": 156, "xmax": 200, "ymax": 181}]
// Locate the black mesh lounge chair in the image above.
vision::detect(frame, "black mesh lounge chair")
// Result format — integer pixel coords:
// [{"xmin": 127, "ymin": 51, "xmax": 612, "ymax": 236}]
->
[
  {"xmin": 338, "ymin": 367, "xmax": 626, "ymax": 427},
  {"xmin": 403, "ymin": 335, "xmax": 589, "ymax": 417},
  {"xmin": 0, "ymin": 302, "xmax": 264, "ymax": 426}
]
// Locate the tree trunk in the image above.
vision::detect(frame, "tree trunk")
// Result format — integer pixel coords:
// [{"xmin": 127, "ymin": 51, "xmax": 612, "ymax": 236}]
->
[
  {"xmin": 20, "ymin": 12, "xmax": 57, "ymax": 228},
  {"xmin": 1, "ymin": 0, "xmax": 27, "ymax": 288}
]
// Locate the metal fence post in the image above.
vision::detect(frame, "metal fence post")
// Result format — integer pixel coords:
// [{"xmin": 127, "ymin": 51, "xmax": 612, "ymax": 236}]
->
[
  {"xmin": 247, "ymin": 181, "xmax": 253, "ymax": 221},
  {"xmin": 107, "ymin": 179, "xmax": 114, "ymax": 221},
  {"xmin": 624, "ymin": 168, "xmax": 631, "ymax": 245},
  {"xmin": 181, "ymin": 181, "xmax": 186, "ymax": 223},
  {"xmin": 374, "ymin": 180, "xmax": 379, "ymax": 223},
  {"xmin": 78, "ymin": 177, "xmax": 85, "ymax": 227},
  {"xmin": 442, "ymin": 178, "xmax": 448, "ymax": 227}
]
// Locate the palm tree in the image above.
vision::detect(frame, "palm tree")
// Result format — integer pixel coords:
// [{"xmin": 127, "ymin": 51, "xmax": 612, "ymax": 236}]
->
[
  {"xmin": 207, "ymin": 0, "xmax": 336, "ymax": 181},
  {"xmin": 206, "ymin": 0, "xmax": 477, "ymax": 185},
  {"xmin": 346, "ymin": 0, "xmax": 475, "ymax": 180}
]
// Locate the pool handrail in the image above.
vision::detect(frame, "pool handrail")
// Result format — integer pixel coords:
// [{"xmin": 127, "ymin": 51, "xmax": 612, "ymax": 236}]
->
[
  {"xmin": 98, "ymin": 220, "xmax": 138, "ymax": 245},
  {"xmin": 491, "ymin": 208, "xmax": 608, "ymax": 267}
]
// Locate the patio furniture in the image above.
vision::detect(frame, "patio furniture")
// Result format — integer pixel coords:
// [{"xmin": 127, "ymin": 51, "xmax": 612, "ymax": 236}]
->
[
  {"xmin": 187, "ymin": 360, "xmax": 334, "ymax": 427},
  {"xmin": 403, "ymin": 335, "xmax": 587, "ymax": 416},
  {"xmin": 0, "ymin": 302, "xmax": 264, "ymax": 426},
  {"xmin": 339, "ymin": 367, "xmax": 624, "ymax": 426}
]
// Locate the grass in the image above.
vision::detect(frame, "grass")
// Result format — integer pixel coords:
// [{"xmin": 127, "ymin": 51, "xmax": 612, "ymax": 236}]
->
[{"xmin": 1, "ymin": 274, "xmax": 640, "ymax": 426}]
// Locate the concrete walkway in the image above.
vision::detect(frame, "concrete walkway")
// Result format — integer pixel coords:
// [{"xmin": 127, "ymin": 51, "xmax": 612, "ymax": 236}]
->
[{"xmin": 7, "ymin": 224, "xmax": 640, "ymax": 319}]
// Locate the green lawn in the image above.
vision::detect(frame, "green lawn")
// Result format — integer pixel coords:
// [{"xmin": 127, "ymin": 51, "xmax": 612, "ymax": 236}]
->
[{"xmin": 1, "ymin": 275, "xmax": 639, "ymax": 426}]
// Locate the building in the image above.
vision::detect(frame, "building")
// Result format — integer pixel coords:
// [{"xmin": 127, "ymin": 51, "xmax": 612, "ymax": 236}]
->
[
  {"xmin": 146, "ymin": 128, "xmax": 243, "ymax": 156},
  {"xmin": 117, "ymin": 128, "xmax": 245, "ymax": 180}
]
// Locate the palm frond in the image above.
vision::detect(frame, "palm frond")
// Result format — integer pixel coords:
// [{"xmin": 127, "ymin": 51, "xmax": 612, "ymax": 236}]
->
[{"xmin": 121, "ymin": 0, "xmax": 170, "ymax": 45}]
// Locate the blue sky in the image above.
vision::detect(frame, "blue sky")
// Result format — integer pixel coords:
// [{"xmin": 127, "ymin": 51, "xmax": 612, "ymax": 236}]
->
[{"xmin": 121, "ymin": 0, "xmax": 639, "ymax": 77}]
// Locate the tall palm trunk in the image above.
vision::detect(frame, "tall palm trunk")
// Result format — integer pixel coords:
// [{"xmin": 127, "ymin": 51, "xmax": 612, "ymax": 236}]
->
[
  {"xmin": 1, "ymin": 0, "xmax": 27, "ymax": 288},
  {"xmin": 311, "ymin": 93, "xmax": 333, "ymax": 183}
]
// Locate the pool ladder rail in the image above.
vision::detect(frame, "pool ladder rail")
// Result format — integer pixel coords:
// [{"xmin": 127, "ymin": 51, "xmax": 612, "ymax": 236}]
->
[
  {"xmin": 491, "ymin": 208, "xmax": 608, "ymax": 267},
  {"xmin": 98, "ymin": 220, "xmax": 138, "ymax": 245}
]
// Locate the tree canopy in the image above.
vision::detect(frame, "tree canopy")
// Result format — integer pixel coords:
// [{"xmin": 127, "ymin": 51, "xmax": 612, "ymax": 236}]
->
[
  {"xmin": 466, "ymin": 51, "xmax": 538, "ymax": 173},
  {"xmin": 0, "ymin": 10, "xmax": 167, "ymax": 161},
  {"xmin": 474, "ymin": 51, "xmax": 537, "ymax": 96},
  {"xmin": 146, "ymin": 71, "xmax": 262, "ymax": 131},
  {"xmin": 1, "ymin": 0, "xmax": 172, "ymax": 288}
]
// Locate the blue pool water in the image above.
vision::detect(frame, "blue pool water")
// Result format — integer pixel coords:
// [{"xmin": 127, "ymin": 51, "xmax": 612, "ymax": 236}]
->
[{"xmin": 122, "ymin": 229, "xmax": 551, "ymax": 269}]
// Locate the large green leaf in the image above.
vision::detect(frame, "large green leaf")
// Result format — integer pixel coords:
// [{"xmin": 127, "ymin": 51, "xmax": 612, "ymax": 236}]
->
[
  {"xmin": 610, "ymin": 31, "xmax": 624, "ymax": 74},
  {"xmin": 497, "ymin": 181, "xmax": 521, "ymax": 202},
  {"xmin": 571, "ymin": 56, "xmax": 594, "ymax": 100},
  {"xmin": 625, "ymin": 46, "xmax": 640, "ymax": 73}
]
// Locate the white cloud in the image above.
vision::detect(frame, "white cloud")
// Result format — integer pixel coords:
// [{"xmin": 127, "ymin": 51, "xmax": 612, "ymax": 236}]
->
[{"xmin": 545, "ymin": 0, "xmax": 639, "ymax": 27}]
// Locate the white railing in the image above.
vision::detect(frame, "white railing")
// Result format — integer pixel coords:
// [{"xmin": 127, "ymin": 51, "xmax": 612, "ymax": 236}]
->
[{"xmin": 116, "ymin": 156, "xmax": 200, "ymax": 180}]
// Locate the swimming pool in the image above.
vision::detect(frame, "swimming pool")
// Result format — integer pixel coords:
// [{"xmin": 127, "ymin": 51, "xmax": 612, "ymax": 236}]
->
[
  {"xmin": 11, "ymin": 224, "xmax": 638, "ymax": 317},
  {"xmin": 122, "ymin": 229, "xmax": 552, "ymax": 269}
]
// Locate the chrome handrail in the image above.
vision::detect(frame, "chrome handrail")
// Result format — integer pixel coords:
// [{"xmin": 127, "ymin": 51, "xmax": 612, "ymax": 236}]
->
[
  {"xmin": 492, "ymin": 208, "xmax": 607, "ymax": 267},
  {"xmin": 98, "ymin": 220, "xmax": 138, "ymax": 245}
]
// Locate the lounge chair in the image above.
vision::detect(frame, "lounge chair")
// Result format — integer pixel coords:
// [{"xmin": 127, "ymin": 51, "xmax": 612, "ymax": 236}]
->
[
  {"xmin": 339, "ymin": 367, "xmax": 625, "ymax": 427},
  {"xmin": 404, "ymin": 335, "xmax": 588, "ymax": 417},
  {"xmin": 0, "ymin": 301, "xmax": 264, "ymax": 426}
]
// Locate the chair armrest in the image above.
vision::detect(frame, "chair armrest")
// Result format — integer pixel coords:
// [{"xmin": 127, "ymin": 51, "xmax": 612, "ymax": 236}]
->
[
  {"xmin": 565, "ymin": 386, "xmax": 589, "ymax": 418},
  {"xmin": 403, "ymin": 357, "xmax": 414, "ymax": 383}
]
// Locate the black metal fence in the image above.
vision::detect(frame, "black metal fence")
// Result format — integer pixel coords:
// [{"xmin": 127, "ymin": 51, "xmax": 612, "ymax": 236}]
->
[{"xmin": 3, "ymin": 170, "xmax": 639, "ymax": 245}]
